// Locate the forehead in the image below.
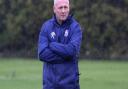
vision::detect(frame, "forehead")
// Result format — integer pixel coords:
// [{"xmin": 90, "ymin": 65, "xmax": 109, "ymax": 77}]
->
[{"xmin": 54, "ymin": 0, "xmax": 69, "ymax": 7}]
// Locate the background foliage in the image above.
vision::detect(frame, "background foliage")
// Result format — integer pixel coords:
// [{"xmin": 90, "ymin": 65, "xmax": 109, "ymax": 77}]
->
[{"xmin": 0, "ymin": 0, "xmax": 128, "ymax": 60}]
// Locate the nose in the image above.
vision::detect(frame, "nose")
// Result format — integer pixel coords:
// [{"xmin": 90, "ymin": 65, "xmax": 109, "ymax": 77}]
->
[{"xmin": 62, "ymin": 8, "xmax": 65, "ymax": 13}]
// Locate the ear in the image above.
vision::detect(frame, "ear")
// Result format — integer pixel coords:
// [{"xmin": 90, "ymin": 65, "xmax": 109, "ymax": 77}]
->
[{"xmin": 53, "ymin": 5, "xmax": 56, "ymax": 13}]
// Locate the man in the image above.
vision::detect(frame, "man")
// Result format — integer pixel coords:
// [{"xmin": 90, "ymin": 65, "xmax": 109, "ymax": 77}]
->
[{"xmin": 38, "ymin": 0, "xmax": 82, "ymax": 89}]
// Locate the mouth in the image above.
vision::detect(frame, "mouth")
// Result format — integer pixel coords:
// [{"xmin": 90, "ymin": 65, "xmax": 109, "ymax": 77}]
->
[
  {"xmin": 61, "ymin": 15, "xmax": 65, "ymax": 16},
  {"xmin": 61, "ymin": 14, "xmax": 67, "ymax": 17}
]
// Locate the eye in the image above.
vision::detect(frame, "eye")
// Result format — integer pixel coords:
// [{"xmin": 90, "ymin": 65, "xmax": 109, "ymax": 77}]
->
[
  {"xmin": 64, "ymin": 6, "xmax": 68, "ymax": 9},
  {"xmin": 59, "ymin": 6, "xmax": 63, "ymax": 9},
  {"xmin": 58, "ymin": 5, "xmax": 68, "ymax": 10}
]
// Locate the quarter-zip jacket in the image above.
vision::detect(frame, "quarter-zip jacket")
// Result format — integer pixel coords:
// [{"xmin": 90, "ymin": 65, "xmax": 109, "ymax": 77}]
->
[{"xmin": 38, "ymin": 15, "xmax": 82, "ymax": 89}]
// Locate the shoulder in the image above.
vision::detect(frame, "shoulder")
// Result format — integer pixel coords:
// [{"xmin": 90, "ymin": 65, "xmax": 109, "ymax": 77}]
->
[
  {"xmin": 40, "ymin": 18, "xmax": 54, "ymax": 32},
  {"xmin": 71, "ymin": 18, "xmax": 81, "ymax": 28},
  {"xmin": 42, "ymin": 18, "xmax": 54, "ymax": 28},
  {"xmin": 70, "ymin": 17, "xmax": 81, "ymax": 31}
]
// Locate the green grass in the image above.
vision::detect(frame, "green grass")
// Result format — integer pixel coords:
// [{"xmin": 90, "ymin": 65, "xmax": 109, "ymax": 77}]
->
[
  {"xmin": 80, "ymin": 60, "xmax": 128, "ymax": 89},
  {"xmin": 0, "ymin": 58, "xmax": 42, "ymax": 89},
  {"xmin": 0, "ymin": 58, "xmax": 128, "ymax": 89}
]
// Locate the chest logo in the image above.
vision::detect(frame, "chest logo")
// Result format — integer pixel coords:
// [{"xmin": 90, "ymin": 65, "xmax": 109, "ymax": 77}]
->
[
  {"xmin": 64, "ymin": 30, "xmax": 69, "ymax": 37},
  {"xmin": 51, "ymin": 32, "xmax": 56, "ymax": 39}
]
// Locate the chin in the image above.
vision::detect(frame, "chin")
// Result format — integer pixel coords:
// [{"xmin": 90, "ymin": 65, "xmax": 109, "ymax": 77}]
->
[{"xmin": 61, "ymin": 18, "xmax": 67, "ymax": 21}]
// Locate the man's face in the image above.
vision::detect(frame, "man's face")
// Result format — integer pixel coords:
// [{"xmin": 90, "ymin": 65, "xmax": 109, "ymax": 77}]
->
[{"xmin": 53, "ymin": 0, "xmax": 70, "ymax": 23}]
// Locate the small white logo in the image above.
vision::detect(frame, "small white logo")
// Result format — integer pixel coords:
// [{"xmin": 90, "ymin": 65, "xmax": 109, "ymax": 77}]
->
[
  {"xmin": 64, "ymin": 30, "xmax": 69, "ymax": 37},
  {"xmin": 51, "ymin": 32, "xmax": 56, "ymax": 39}
]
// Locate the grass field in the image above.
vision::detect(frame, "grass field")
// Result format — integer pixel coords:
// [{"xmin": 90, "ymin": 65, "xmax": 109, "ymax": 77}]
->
[{"xmin": 0, "ymin": 58, "xmax": 128, "ymax": 89}]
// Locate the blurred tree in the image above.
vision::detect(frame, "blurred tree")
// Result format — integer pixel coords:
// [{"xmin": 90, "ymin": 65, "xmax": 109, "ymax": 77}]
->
[{"xmin": 0, "ymin": 0, "xmax": 128, "ymax": 59}]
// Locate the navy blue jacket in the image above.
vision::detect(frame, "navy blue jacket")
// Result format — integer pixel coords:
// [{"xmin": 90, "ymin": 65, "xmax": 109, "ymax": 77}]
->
[{"xmin": 38, "ymin": 15, "xmax": 82, "ymax": 89}]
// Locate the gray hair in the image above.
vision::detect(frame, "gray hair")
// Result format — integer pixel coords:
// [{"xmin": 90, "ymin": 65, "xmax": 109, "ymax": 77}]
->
[{"xmin": 54, "ymin": 0, "xmax": 69, "ymax": 5}]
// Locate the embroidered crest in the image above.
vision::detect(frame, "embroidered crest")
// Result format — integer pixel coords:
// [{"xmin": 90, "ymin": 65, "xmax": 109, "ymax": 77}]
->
[
  {"xmin": 64, "ymin": 30, "xmax": 69, "ymax": 37},
  {"xmin": 51, "ymin": 32, "xmax": 56, "ymax": 39}
]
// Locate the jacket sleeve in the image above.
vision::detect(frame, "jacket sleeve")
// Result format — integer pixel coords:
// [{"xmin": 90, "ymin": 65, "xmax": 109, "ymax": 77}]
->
[
  {"xmin": 49, "ymin": 24, "xmax": 82, "ymax": 59},
  {"xmin": 38, "ymin": 24, "xmax": 65, "ymax": 63}
]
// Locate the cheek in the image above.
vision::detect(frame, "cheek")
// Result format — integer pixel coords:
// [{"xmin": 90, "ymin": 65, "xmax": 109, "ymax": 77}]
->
[
  {"xmin": 54, "ymin": 7, "xmax": 59, "ymax": 14},
  {"xmin": 67, "ymin": 9, "xmax": 70, "ymax": 12},
  {"xmin": 66, "ymin": 10, "xmax": 69, "ymax": 13},
  {"xmin": 56, "ymin": 10, "xmax": 61, "ymax": 14}
]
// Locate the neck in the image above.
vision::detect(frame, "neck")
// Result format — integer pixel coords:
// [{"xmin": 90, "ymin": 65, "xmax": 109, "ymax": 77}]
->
[{"xmin": 57, "ymin": 19, "xmax": 63, "ymax": 25}]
